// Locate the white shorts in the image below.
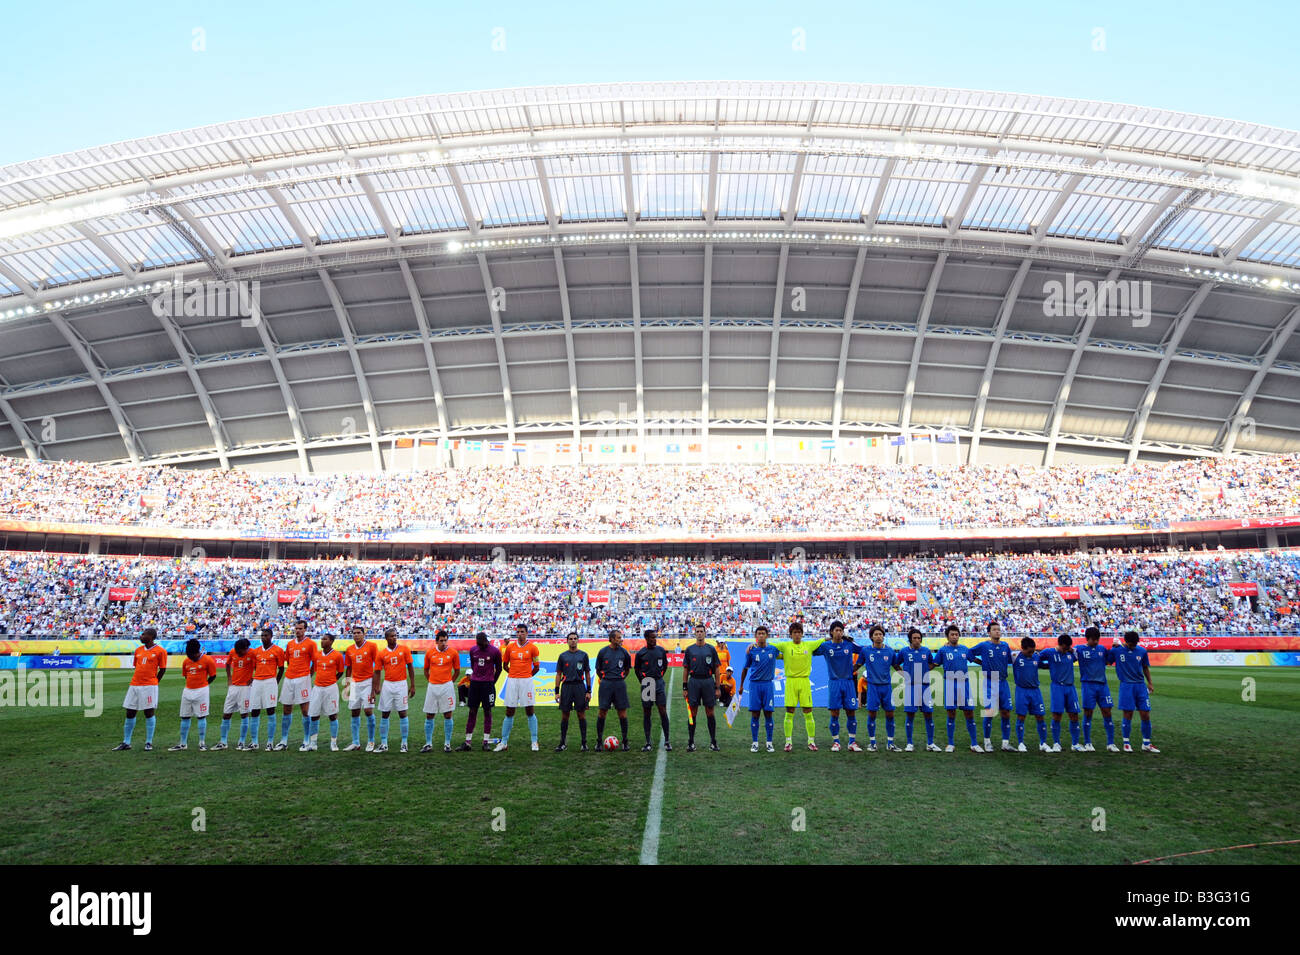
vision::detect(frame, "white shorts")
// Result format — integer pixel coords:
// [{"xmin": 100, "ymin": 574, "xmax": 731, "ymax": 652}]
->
[
  {"xmin": 122, "ymin": 684, "xmax": 158, "ymax": 711},
  {"xmin": 423, "ymin": 682, "xmax": 455, "ymax": 715},
  {"xmin": 248, "ymin": 678, "xmax": 278, "ymax": 711},
  {"xmin": 309, "ymin": 684, "xmax": 340, "ymax": 718},
  {"xmin": 180, "ymin": 687, "xmax": 210, "ymax": 718},
  {"xmin": 378, "ymin": 680, "xmax": 410, "ymax": 714},
  {"xmin": 348, "ymin": 677, "xmax": 374, "ymax": 710},
  {"xmin": 222, "ymin": 683, "xmax": 251, "ymax": 716},
  {"xmin": 502, "ymin": 676, "xmax": 535, "ymax": 709},
  {"xmin": 281, "ymin": 675, "xmax": 311, "ymax": 707}
]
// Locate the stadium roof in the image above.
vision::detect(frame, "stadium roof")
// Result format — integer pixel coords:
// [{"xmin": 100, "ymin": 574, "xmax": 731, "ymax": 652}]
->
[{"xmin": 1, "ymin": 81, "xmax": 1299, "ymax": 469}]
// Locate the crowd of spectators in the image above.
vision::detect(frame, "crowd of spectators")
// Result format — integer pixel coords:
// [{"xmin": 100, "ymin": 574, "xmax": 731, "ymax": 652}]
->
[{"xmin": 0, "ymin": 454, "xmax": 1297, "ymax": 536}]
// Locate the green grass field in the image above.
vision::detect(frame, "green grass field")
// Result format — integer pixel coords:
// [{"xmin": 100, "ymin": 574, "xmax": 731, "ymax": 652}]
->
[{"xmin": 1, "ymin": 668, "xmax": 1297, "ymax": 865}]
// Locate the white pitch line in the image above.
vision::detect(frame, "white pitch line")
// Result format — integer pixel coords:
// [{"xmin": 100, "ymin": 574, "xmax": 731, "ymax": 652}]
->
[{"xmin": 638, "ymin": 668, "xmax": 675, "ymax": 865}]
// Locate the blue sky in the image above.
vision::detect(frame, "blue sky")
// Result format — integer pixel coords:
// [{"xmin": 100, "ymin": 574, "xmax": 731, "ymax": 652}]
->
[{"xmin": 3, "ymin": 0, "xmax": 1297, "ymax": 165}]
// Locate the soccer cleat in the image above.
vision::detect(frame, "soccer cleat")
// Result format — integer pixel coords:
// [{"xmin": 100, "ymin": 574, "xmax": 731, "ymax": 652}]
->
[
  {"xmin": 1142, "ymin": 743, "xmax": 1160, "ymax": 753},
  {"xmin": 847, "ymin": 741, "xmax": 863, "ymax": 752},
  {"xmin": 330, "ymin": 740, "xmax": 339, "ymax": 752},
  {"xmin": 944, "ymin": 744, "xmax": 955, "ymax": 753},
  {"xmin": 168, "ymin": 743, "xmax": 187, "ymax": 751},
  {"xmin": 970, "ymin": 745, "xmax": 983, "ymax": 753},
  {"xmin": 400, "ymin": 743, "xmax": 408, "ymax": 753},
  {"xmin": 344, "ymin": 742, "xmax": 360, "ymax": 751},
  {"xmin": 867, "ymin": 742, "xmax": 878, "ymax": 753},
  {"xmin": 709, "ymin": 742, "xmax": 719, "ymax": 752},
  {"xmin": 664, "ymin": 741, "xmax": 672, "ymax": 752},
  {"xmin": 235, "ymin": 742, "xmax": 246, "ymax": 751},
  {"xmin": 481, "ymin": 741, "xmax": 492, "ymax": 751},
  {"xmin": 580, "ymin": 743, "xmax": 590, "ymax": 752},
  {"xmin": 686, "ymin": 742, "xmax": 696, "ymax": 752},
  {"xmin": 198, "ymin": 743, "xmax": 207, "ymax": 752},
  {"xmin": 904, "ymin": 743, "xmax": 914, "ymax": 752},
  {"xmin": 888, "ymin": 743, "xmax": 903, "ymax": 753},
  {"xmin": 807, "ymin": 741, "xmax": 818, "ymax": 752},
  {"xmin": 926, "ymin": 743, "xmax": 941, "ymax": 752},
  {"xmin": 420, "ymin": 744, "xmax": 433, "ymax": 753},
  {"xmin": 493, "ymin": 742, "xmax": 508, "ymax": 752},
  {"xmin": 299, "ymin": 742, "xmax": 313, "ymax": 752},
  {"xmin": 456, "ymin": 741, "xmax": 472, "ymax": 752},
  {"xmin": 532, "ymin": 742, "xmax": 541, "ymax": 752},
  {"xmin": 643, "ymin": 743, "xmax": 654, "ymax": 752},
  {"xmin": 784, "ymin": 741, "xmax": 793, "ymax": 752},
  {"xmin": 983, "ymin": 739, "xmax": 994, "ymax": 752},
  {"xmin": 274, "ymin": 742, "xmax": 288, "ymax": 751},
  {"xmin": 375, "ymin": 743, "xmax": 389, "ymax": 753},
  {"xmin": 365, "ymin": 741, "xmax": 375, "ymax": 753},
  {"xmin": 1106, "ymin": 743, "xmax": 1121, "ymax": 752},
  {"xmin": 1071, "ymin": 744, "xmax": 1085, "ymax": 753},
  {"xmin": 750, "ymin": 742, "xmax": 760, "ymax": 753},
  {"xmin": 1016, "ymin": 742, "xmax": 1027, "ymax": 752},
  {"xmin": 1001, "ymin": 740, "xmax": 1013, "ymax": 751},
  {"xmin": 111, "ymin": 742, "xmax": 131, "ymax": 751},
  {"xmin": 1084, "ymin": 743, "xmax": 1096, "ymax": 752},
  {"xmin": 1123, "ymin": 742, "xmax": 1133, "ymax": 752},
  {"xmin": 264, "ymin": 742, "xmax": 274, "ymax": 752},
  {"xmin": 1051, "ymin": 743, "xmax": 1062, "ymax": 753},
  {"xmin": 555, "ymin": 742, "xmax": 567, "ymax": 752},
  {"xmin": 143, "ymin": 742, "xmax": 153, "ymax": 751},
  {"xmin": 830, "ymin": 741, "xmax": 841, "ymax": 753},
  {"xmin": 212, "ymin": 742, "xmax": 227, "ymax": 751},
  {"xmin": 1040, "ymin": 743, "xmax": 1052, "ymax": 753}
]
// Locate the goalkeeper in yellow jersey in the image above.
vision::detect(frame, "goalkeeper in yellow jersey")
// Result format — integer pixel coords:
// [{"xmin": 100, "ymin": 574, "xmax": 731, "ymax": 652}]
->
[{"xmin": 772, "ymin": 622, "xmax": 825, "ymax": 751}]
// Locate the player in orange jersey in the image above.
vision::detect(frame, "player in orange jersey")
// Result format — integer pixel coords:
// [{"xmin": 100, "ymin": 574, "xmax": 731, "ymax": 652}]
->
[
  {"xmin": 169, "ymin": 638, "xmax": 218, "ymax": 751},
  {"xmin": 421, "ymin": 629, "xmax": 461, "ymax": 753},
  {"xmin": 247, "ymin": 627, "xmax": 286, "ymax": 751},
  {"xmin": 344, "ymin": 624, "xmax": 379, "ymax": 750},
  {"xmin": 373, "ymin": 628, "xmax": 415, "ymax": 753},
  {"xmin": 277, "ymin": 619, "xmax": 318, "ymax": 750},
  {"xmin": 215, "ymin": 637, "xmax": 255, "ymax": 750},
  {"xmin": 494, "ymin": 623, "xmax": 541, "ymax": 752},
  {"xmin": 112, "ymin": 627, "xmax": 168, "ymax": 752},
  {"xmin": 304, "ymin": 633, "xmax": 346, "ymax": 751}
]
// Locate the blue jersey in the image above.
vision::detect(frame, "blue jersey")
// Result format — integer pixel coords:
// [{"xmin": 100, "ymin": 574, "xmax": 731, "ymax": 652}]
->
[
  {"xmin": 1012, "ymin": 651, "xmax": 1042, "ymax": 689},
  {"xmin": 1075, "ymin": 644, "xmax": 1114, "ymax": 683},
  {"xmin": 1113, "ymin": 644, "xmax": 1150, "ymax": 684},
  {"xmin": 743, "ymin": 643, "xmax": 779, "ymax": 682},
  {"xmin": 969, "ymin": 639, "xmax": 1013, "ymax": 677},
  {"xmin": 1037, "ymin": 648, "xmax": 1078, "ymax": 686},
  {"xmin": 935, "ymin": 643, "xmax": 973, "ymax": 674},
  {"xmin": 860, "ymin": 645, "xmax": 896, "ymax": 685},
  {"xmin": 813, "ymin": 639, "xmax": 859, "ymax": 681},
  {"xmin": 895, "ymin": 646, "xmax": 934, "ymax": 686}
]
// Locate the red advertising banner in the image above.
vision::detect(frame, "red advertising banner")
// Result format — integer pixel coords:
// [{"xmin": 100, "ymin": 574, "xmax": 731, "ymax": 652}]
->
[
  {"xmin": 107, "ymin": 587, "xmax": 138, "ymax": 601},
  {"xmin": 895, "ymin": 587, "xmax": 917, "ymax": 602},
  {"xmin": 1227, "ymin": 582, "xmax": 1259, "ymax": 597},
  {"xmin": 276, "ymin": 589, "xmax": 300, "ymax": 604},
  {"xmin": 1055, "ymin": 586, "xmax": 1081, "ymax": 600},
  {"xmin": 433, "ymin": 589, "xmax": 458, "ymax": 604},
  {"xmin": 586, "ymin": 589, "xmax": 610, "ymax": 605},
  {"xmin": 738, "ymin": 589, "xmax": 762, "ymax": 603}
]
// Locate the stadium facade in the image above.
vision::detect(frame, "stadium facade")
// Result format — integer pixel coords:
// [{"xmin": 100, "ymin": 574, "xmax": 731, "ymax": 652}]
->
[{"xmin": 0, "ymin": 81, "xmax": 1298, "ymax": 480}]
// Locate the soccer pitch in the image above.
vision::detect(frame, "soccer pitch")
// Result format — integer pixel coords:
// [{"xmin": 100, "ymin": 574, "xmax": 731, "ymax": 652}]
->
[{"xmin": 2, "ymin": 668, "xmax": 1297, "ymax": 865}]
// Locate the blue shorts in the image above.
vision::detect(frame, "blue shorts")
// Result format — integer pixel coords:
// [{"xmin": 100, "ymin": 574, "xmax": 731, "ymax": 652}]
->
[
  {"xmin": 827, "ymin": 678, "xmax": 857, "ymax": 711},
  {"xmin": 1119, "ymin": 682, "xmax": 1150, "ymax": 712},
  {"xmin": 747, "ymin": 682, "xmax": 774, "ymax": 713},
  {"xmin": 980, "ymin": 674, "xmax": 1012, "ymax": 712},
  {"xmin": 1081, "ymin": 682, "xmax": 1113, "ymax": 710},
  {"xmin": 1015, "ymin": 687, "xmax": 1045, "ymax": 717},
  {"xmin": 1050, "ymin": 684, "xmax": 1080, "ymax": 715},
  {"xmin": 942, "ymin": 673, "xmax": 974, "ymax": 710},
  {"xmin": 902, "ymin": 681, "xmax": 932, "ymax": 714},
  {"xmin": 865, "ymin": 683, "xmax": 894, "ymax": 712}
]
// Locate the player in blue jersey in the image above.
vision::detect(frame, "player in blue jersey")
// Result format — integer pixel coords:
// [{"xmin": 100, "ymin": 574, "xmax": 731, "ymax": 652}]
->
[
  {"xmin": 738, "ymin": 626, "xmax": 779, "ymax": 753},
  {"xmin": 1114, "ymin": 630, "xmax": 1159, "ymax": 753},
  {"xmin": 1012, "ymin": 637, "xmax": 1050, "ymax": 752},
  {"xmin": 813, "ymin": 621, "xmax": 861, "ymax": 752},
  {"xmin": 895, "ymin": 628, "xmax": 939, "ymax": 752},
  {"xmin": 1075, "ymin": 626, "xmax": 1120, "ymax": 752},
  {"xmin": 858, "ymin": 625, "xmax": 900, "ymax": 752},
  {"xmin": 1037, "ymin": 635, "xmax": 1082, "ymax": 752},
  {"xmin": 934, "ymin": 625, "xmax": 981, "ymax": 753},
  {"xmin": 968, "ymin": 621, "xmax": 1014, "ymax": 751}
]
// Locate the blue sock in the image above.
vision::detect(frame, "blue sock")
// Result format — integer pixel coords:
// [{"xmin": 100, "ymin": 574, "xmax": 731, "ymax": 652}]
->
[
  {"xmin": 301, "ymin": 713, "xmax": 310, "ymax": 741},
  {"xmin": 380, "ymin": 716, "xmax": 390, "ymax": 745},
  {"xmin": 1082, "ymin": 716, "xmax": 1092, "ymax": 744},
  {"xmin": 965, "ymin": 717, "xmax": 977, "ymax": 745},
  {"xmin": 269, "ymin": 712, "xmax": 279, "ymax": 743},
  {"xmin": 982, "ymin": 716, "xmax": 992, "ymax": 740},
  {"xmin": 1141, "ymin": 719, "xmax": 1151, "ymax": 743},
  {"xmin": 829, "ymin": 715, "xmax": 840, "ymax": 740},
  {"xmin": 527, "ymin": 714, "xmax": 538, "ymax": 743},
  {"xmin": 867, "ymin": 714, "xmax": 876, "ymax": 741},
  {"xmin": 351, "ymin": 714, "xmax": 361, "ymax": 743},
  {"xmin": 239, "ymin": 715, "xmax": 249, "ymax": 744},
  {"xmin": 1122, "ymin": 717, "xmax": 1132, "ymax": 741},
  {"xmin": 249, "ymin": 716, "xmax": 259, "ymax": 747},
  {"xmin": 1036, "ymin": 720, "xmax": 1047, "ymax": 744},
  {"xmin": 280, "ymin": 713, "xmax": 291, "ymax": 744},
  {"xmin": 750, "ymin": 714, "xmax": 759, "ymax": 742},
  {"xmin": 1104, "ymin": 716, "xmax": 1115, "ymax": 745},
  {"xmin": 885, "ymin": 716, "xmax": 895, "ymax": 742},
  {"xmin": 329, "ymin": 719, "xmax": 338, "ymax": 740},
  {"xmin": 1070, "ymin": 721, "xmax": 1080, "ymax": 746},
  {"xmin": 310, "ymin": 717, "xmax": 320, "ymax": 739},
  {"xmin": 500, "ymin": 715, "xmax": 514, "ymax": 742},
  {"xmin": 425, "ymin": 717, "xmax": 435, "ymax": 746},
  {"xmin": 925, "ymin": 717, "xmax": 935, "ymax": 745},
  {"xmin": 144, "ymin": 715, "xmax": 156, "ymax": 745},
  {"xmin": 1052, "ymin": 721, "xmax": 1061, "ymax": 744},
  {"xmin": 399, "ymin": 716, "xmax": 409, "ymax": 745},
  {"xmin": 905, "ymin": 714, "xmax": 914, "ymax": 744},
  {"xmin": 1016, "ymin": 721, "xmax": 1025, "ymax": 744},
  {"xmin": 946, "ymin": 715, "xmax": 955, "ymax": 744},
  {"xmin": 197, "ymin": 718, "xmax": 207, "ymax": 746},
  {"xmin": 1000, "ymin": 716, "xmax": 1010, "ymax": 740},
  {"xmin": 367, "ymin": 713, "xmax": 375, "ymax": 742},
  {"xmin": 180, "ymin": 717, "xmax": 191, "ymax": 746},
  {"xmin": 764, "ymin": 713, "xmax": 774, "ymax": 742},
  {"xmin": 443, "ymin": 718, "xmax": 453, "ymax": 747},
  {"xmin": 846, "ymin": 714, "xmax": 856, "ymax": 742},
  {"xmin": 123, "ymin": 715, "xmax": 136, "ymax": 744},
  {"xmin": 220, "ymin": 717, "xmax": 230, "ymax": 745}
]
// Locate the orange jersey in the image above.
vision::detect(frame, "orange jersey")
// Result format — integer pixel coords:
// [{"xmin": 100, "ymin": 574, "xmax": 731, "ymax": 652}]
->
[
  {"xmin": 182, "ymin": 654, "xmax": 218, "ymax": 689},
  {"xmin": 503, "ymin": 641, "xmax": 539, "ymax": 678},
  {"xmin": 716, "ymin": 644, "xmax": 731, "ymax": 672},
  {"xmin": 130, "ymin": 644, "xmax": 168, "ymax": 686},
  {"xmin": 313, "ymin": 648, "xmax": 345, "ymax": 687},
  {"xmin": 346, "ymin": 641, "xmax": 378, "ymax": 680},
  {"xmin": 377, "ymin": 644, "xmax": 413, "ymax": 681},
  {"xmin": 284, "ymin": 637, "xmax": 318, "ymax": 679},
  {"xmin": 424, "ymin": 648, "xmax": 459, "ymax": 684},
  {"xmin": 251, "ymin": 644, "xmax": 285, "ymax": 680},
  {"xmin": 228, "ymin": 651, "xmax": 256, "ymax": 687},
  {"xmin": 718, "ymin": 672, "xmax": 736, "ymax": 693}
]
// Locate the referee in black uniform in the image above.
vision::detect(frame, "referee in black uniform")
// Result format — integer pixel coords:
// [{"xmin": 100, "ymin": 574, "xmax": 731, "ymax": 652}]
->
[
  {"xmin": 682, "ymin": 624, "xmax": 720, "ymax": 751},
  {"xmin": 554, "ymin": 630, "xmax": 591, "ymax": 751},
  {"xmin": 594, "ymin": 629, "xmax": 632, "ymax": 751},
  {"xmin": 634, "ymin": 628, "xmax": 672, "ymax": 752}
]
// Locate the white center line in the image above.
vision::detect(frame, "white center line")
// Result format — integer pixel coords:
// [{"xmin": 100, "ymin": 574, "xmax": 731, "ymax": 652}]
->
[{"xmin": 638, "ymin": 668, "xmax": 674, "ymax": 865}]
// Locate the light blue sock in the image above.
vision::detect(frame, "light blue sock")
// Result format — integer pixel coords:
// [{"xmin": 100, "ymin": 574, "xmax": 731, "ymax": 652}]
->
[
  {"xmin": 310, "ymin": 717, "xmax": 319, "ymax": 739},
  {"xmin": 380, "ymin": 716, "xmax": 390, "ymax": 745},
  {"xmin": 351, "ymin": 714, "xmax": 361, "ymax": 743},
  {"xmin": 248, "ymin": 716, "xmax": 259, "ymax": 747},
  {"xmin": 240, "ymin": 715, "xmax": 250, "ymax": 744},
  {"xmin": 399, "ymin": 716, "xmax": 409, "ymax": 745},
  {"xmin": 144, "ymin": 715, "xmax": 156, "ymax": 745},
  {"xmin": 123, "ymin": 715, "xmax": 136, "ymax": 744},
  {"xmin": 425, "ymin": 717, "xmax": 435, "ymax": 746},
  {"xmin": 329, "ymin": 719, "xmax": 338, "ymax": 740},
  {"xmin": 366, "ymin": 713, "xmax": 375, "ymax": 742},
  {"xmin": 197, "ymin": 718, "xmax": 207, "ymax": 746},
  {"xmin": 220, "ymin": 717, "xmax": 231, "ymax": 745},
  {"xmin": 527, "ymin": 714, "xmax": 538, "ymax": 743},
  {"xmin": 1141, "ymin": 719, "xmax": 1151, "ymax": 743},
  {"xmin": 179, "ymin": 717, "xmax": 191, "ymax": 746},
  {"xmin": 301, "ymin": 713, "xmax": 310, "ymax": 740},
  {"xmin": 269, "ymin": 712, "xmax": 279, "ymax": 743},
  {"xmin": 280, "ymin": 712, "xmax": 291, "ymax": 744},
  {"xmin": 500, "ymin": 715, "xmax": 514, "ymax": 742},
  {"xmin": 443, "ymin": 717, "xmax": 453, "ymax": 747}
]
